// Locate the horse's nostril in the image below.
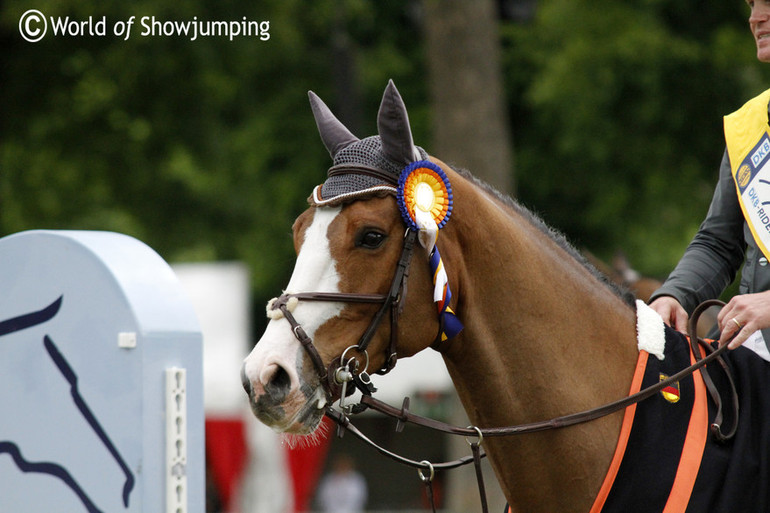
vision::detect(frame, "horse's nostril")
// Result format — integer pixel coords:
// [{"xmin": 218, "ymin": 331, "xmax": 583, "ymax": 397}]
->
[
  {"xmin": 266, "ymin": 365, "xmax": 290, "ymax": 392},
  {"xmin": 259, "ymin": 363, "xmax": 291, "ymax": 403}
]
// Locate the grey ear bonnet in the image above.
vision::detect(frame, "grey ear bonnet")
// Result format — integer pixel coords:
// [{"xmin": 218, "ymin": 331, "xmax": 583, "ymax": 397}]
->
[{"xmin": 309, "ymin": 80, "xmax": 427, "ymax": 206}]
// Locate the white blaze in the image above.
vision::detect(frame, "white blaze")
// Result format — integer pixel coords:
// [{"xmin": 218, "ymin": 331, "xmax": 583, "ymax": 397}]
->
[
  {"xmin": 283, "ymin": 206, "xmax": 344, "ymax": 336},
  {"xmin": 243, "ymin": 206, "xmax": 343, "ymax": 391}
]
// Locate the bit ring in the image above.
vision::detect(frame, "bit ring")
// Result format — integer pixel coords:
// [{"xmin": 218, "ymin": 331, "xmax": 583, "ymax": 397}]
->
[
  {"xmin": 417, "ymin": 460, "xmax": 435, "ymax": 483},
  {"xmin": 465, "ymin": 425, "xmax": 484, "ymax": 447}
]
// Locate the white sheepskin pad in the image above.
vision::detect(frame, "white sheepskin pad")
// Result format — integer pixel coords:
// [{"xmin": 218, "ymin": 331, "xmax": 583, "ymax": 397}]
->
[{"xmin": 636, "ymin": 299, "xmax": 666, "ymax": 360}]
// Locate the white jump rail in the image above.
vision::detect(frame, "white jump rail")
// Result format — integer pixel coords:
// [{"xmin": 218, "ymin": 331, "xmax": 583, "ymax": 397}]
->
[{"xmin": 0, "ymin": 230, "xmax": 204, "ymax": 513}]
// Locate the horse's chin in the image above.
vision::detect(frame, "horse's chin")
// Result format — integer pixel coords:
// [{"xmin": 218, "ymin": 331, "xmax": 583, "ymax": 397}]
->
[
  {"xmin": 281, "ymin": 418, "xmax": 331, "ymax": 449},
  {"xmin": 250, "ymin": 386, "xmax": 328, "ymax": 435},
  {"xmin": 278, "ymin": 405, "xmax": 326, "ymax": 436}
]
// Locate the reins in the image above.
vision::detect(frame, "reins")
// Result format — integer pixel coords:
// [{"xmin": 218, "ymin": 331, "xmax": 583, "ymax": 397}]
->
[
  {"xmin": 348, "ymin": 300, "xmax": 738, "ymax": 438},
  {"xmin": 320, "ymin": 300, "xmax": 740, "ymax": 513}
]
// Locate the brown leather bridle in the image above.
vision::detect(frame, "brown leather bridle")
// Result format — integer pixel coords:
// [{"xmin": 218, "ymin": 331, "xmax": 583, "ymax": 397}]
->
[{"xmin": 268, "ymin": 229, "xmax": 419, "ymax": 400}]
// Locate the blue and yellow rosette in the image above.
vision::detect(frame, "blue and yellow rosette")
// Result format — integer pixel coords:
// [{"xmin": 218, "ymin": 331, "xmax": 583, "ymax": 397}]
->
[
  {"xmin": 397, "ymin": 160, "xmax": 462, "ymax": 341},
  {"xmin": 397, "ymin": 160, "xmax": 453, "ymax": 232}
]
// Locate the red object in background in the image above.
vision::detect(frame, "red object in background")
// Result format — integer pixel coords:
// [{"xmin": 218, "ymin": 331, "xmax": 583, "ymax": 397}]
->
[
  {"xmin": 205, "ymin": 418, "xmax": 248, "ymax": 511},
  {"xmin": 284, "ymin": 417, "xmax": 334, "ymax": 512},
  {"xmin": 206, "ymin": 416, "xmax": 333, "ymax": 513}
]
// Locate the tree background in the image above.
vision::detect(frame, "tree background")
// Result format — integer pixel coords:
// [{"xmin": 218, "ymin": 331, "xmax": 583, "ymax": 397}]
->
[
  {"xmin": 4, "ymin": 0, "xmax": 770, "ymax": 511},
  {"xmin": 2, "ymin": 0, "xmax": 769, "ymax": 341}
]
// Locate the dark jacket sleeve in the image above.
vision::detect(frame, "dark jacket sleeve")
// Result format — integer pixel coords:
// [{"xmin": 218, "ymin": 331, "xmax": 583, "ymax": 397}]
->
[{"xmin": 649, "ymin": 149, "xmax": 747, "ymax": 314}]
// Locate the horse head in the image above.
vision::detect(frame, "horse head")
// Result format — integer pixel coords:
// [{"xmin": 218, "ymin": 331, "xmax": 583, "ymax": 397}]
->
[{"xmin": 241, "ymin": 81, "xmax": 453, "ymax": 435}]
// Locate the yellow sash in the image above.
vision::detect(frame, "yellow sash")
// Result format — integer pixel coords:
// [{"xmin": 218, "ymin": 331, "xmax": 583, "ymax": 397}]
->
[{"xmin": 724, "ymin": 88, "xmax": 770, "ymax": 259}]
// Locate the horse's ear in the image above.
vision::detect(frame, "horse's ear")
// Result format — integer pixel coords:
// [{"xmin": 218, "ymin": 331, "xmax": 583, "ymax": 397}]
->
[
  {"xmin": 378, "ymin": 80, "xmax": 420, "ymax": 164},
  {"xmin": 308, "ymin": 91, "xmax": 360, "ymax": 158}
]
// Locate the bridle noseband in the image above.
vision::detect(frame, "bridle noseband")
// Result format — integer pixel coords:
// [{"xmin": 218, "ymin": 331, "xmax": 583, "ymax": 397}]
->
[{"xmin": 269, "ymin": 229, "xmax": 419, "ymax": 399}]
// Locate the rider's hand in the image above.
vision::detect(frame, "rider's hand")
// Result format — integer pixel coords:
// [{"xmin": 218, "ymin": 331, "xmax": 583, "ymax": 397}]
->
[
  {"xmin": 717, "ymin": 290, "xmax": 770, "ymax": 349},
  {"xmin": 649, "ymin": 296, "xmax": 689, "ymax": 333}
]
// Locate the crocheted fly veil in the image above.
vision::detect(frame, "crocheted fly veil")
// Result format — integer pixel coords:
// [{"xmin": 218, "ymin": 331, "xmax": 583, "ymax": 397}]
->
[
  {"xmin": 308, "ymin": 80, "xmax": 463, "ymax": 341},
  {"xmin": 309, "ymin": 80, "xmax": 428, "ymax": 206}
]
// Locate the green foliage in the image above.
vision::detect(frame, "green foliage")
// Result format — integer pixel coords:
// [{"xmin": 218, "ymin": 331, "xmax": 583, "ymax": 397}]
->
[
  {"xmin": 3, "ymin": 0, "xmax": 770, "ymax": 320},
  {"xmin": 1, "ymin": 0, "xmax": 427, "ymax": 334},
  {"xmin": 502, "ymin": 0, "xmax": 770, "ymax": 277}
]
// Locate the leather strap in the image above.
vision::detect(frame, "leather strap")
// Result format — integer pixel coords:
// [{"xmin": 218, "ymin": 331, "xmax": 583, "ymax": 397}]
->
[
  {"xmin": 351, "ymin": 302, "xmax": 738, "ymax": 439},
  {"xmin": 325, "ymin": 407, "xmax": 481, "ymax": 471},
  {"xmin": 276, "ymin": 303, "xmax": 327, "ymax": 381},
  {"xmin": 687, "ymin": 300, "xmax": 740, "ymax": 442}
]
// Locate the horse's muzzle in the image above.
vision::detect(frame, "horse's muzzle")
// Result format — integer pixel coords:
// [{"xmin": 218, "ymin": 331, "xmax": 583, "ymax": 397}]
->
[{"xmin": 240, "ymin": 364, "xmax": 251, "ymax": 396}]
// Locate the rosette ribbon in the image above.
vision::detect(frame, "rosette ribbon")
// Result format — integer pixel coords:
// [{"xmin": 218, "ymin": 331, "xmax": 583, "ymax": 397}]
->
[{"xmin": 397, "ymin": 160, "xmax": 463, "ymax": 341}]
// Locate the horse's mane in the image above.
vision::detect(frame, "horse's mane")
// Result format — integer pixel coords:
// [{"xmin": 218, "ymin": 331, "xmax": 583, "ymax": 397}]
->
[{"xmin": 452, "ymin": 167, "xmax": 635, "ymax": 307}]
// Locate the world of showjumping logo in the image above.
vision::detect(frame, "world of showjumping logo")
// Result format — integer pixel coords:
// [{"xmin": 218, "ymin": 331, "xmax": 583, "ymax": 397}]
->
[{"xmin": 19, "ymin": 9, "xmax": 271, "ymax": 43}]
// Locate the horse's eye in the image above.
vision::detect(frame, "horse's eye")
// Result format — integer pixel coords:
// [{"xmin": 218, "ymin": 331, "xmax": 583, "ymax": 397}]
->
[{"xmin": 356, "ymin": 230, "xmax": 386, "ymax": 249}]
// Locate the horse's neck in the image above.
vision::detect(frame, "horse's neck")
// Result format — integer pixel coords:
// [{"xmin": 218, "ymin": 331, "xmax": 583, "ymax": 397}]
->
[
  {"xmin": 442, "ymin": 180, "xmax": 638, "ymax": 422},
  {"xmin": 439, "ymin": 170, "xmax": 639, "ymax": 511}
]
